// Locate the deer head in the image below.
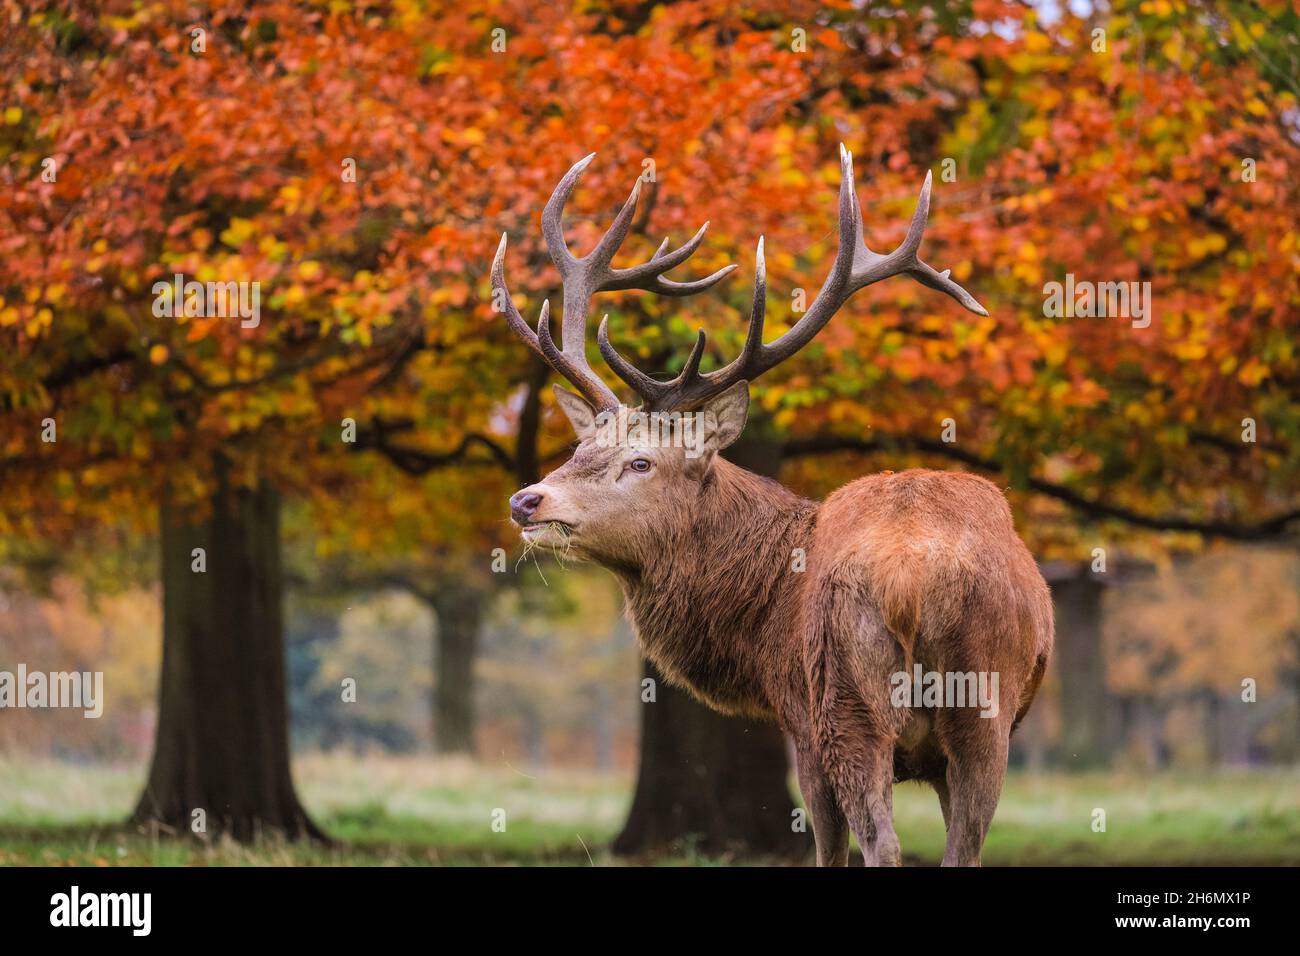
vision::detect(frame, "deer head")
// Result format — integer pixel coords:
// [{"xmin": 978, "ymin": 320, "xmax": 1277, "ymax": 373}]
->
[{"xmin": 495, "ymin": 146, "xmax": 986, "ymax": 566}]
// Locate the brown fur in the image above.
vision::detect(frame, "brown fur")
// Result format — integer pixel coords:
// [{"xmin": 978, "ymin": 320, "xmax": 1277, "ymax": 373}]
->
[{"xmin": 513, "ymin": 393, "xmax": 1053, "ymax": 866}]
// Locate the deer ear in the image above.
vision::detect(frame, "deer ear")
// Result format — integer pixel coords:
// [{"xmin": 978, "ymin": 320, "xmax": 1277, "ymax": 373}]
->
[
  {"xmin": 702, "ymin": 380, "xmax": 749, "ymax": 450},
  {"xmin": 552, "ymin": 385, "xmax": 601, "ymax": 441}
]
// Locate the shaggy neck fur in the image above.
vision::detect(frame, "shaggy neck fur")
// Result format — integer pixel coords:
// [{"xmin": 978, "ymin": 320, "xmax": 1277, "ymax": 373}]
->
[{"xmin": 617, "ymin": 457, "xmax": 817, "ymax": 730}]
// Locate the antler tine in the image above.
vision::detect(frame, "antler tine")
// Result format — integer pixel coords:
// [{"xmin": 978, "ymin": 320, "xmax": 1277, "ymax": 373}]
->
[
  {"xmin": 755, "ymin": 145, "xmax": 987, "ymax": 370},
  {"xmin": 540, "ymin": 152, "xmax": 595, "ymax": 279},
  {"xmin": 604, "ymin": 222, "xmax": 738, "ymax": 295},
  {"xmin": 491, "ymin": 233, "xmax": 545, "ymax": 362},
  {"xmin": 599, "ymin": 238, "xmax": 767, "ymax": 410},
  {"xmin": 596, "ymin": 314, "xmax": 677, "ymax": 407},
  {"xmin": 534, "ymin": 301, "xmax": 621, "ymax": 411},
  {"xmin": 734, "ymin": 235, "xmax": 768, "ymax": 372},
  {"xmin": 523, "ymin": 152, "xmax": 738, "ymax": 413},
  {"xmin": 905, "ymin": 252, "xmax": 989, "ymax": 316},
  {"xmin": 647, "ymin": 265, "xmax": 738, "ymax": 297},
  {"xmin": 492, "ymin": 230, "xmax": 620, "ymax": 412}
]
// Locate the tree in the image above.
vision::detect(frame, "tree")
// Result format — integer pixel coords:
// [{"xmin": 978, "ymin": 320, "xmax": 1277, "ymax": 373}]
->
[
  {"xmin": 134, "ymin": 463, "xmax": 321, "ymax": 839},
  {"xmin": 1, "ymin": 1, "xmax": 458, "ymax": 840}
]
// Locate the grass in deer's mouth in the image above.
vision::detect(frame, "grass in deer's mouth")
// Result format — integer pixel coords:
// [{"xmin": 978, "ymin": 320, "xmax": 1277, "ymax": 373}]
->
[
  {"xmin": 521, "ymin": 520, "xmax": 573, "ymax": 539},
  {"xmin": 517, "ymin": 521, "xmax": 575, "ymax": 578}
]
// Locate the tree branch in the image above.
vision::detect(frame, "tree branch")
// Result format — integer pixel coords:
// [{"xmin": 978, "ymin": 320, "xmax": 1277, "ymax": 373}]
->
[{"xmin": 352, "ymin": 420, "xmax": 515, "ymax": 476}]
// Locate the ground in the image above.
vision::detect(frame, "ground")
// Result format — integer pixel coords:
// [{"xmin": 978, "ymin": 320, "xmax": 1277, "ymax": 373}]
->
[{"xmin": 1, "ymin": 753, "xmax": 1298, "ymax": 865}]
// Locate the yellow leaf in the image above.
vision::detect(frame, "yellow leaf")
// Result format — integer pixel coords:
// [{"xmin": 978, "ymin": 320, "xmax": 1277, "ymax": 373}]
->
[
  {"xmin": 220, "ymin": 218, "xmax": 256, "ymax": 248},
  {"xmin": 1238, "ymin": 361, "xmax": 1268, "ymax": 386}
]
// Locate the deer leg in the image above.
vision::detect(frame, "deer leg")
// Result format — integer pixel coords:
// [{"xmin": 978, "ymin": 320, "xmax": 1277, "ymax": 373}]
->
[
  {"xmin": 815, "ymin": 699, "xmax": 902, "ymax": 866},
  {"xmin": 840, "ymin": 737, "xmax": 901, "ymax": 867},
  {"xmin": 795, "ymin": 745, "xmax": 849, "ymax": 867},
  {"xmin": 938, "ymin": 716, "xmax": 1010, "ymax": 867},
  {"xmin": 811, "ymin": 597, "xmax": 906, "ymax": 866},
  {"xmin": 932, "ymin": 774, "xmax": 952, "ymax": 831}
]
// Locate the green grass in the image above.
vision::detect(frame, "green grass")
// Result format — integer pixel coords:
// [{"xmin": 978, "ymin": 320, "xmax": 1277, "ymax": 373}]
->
[
  {"xmin": 892, "ymin": 769, "xmax": 1300, "ymax": 866},
  {"xmin": 0, "ymin": 753, "xmax": 625, "ymax": 866},
  {"xmin": 1, "ymin": 752, "xmax": 1298, "ymax": 865}
]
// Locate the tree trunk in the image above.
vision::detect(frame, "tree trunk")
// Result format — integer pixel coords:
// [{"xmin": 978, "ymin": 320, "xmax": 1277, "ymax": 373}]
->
[
  {"xmin": 613, "ymin": 660, "xmax": 804, "ymax": 858},
  {"xmin": 1048, "ymin": 564, "xmax": 1114, "ymax": 767},
  {"xmin": 431, "ymin": 584, "xmax": 482, "ymax": 756},
  {"xmin": 592, "ymin": 617, "xmax": 626, "ymax": 770},
  {"xmin": 1138, "ymin": 696, "xmax": 1169, "ymax": 769},
  {"xmin": 613, "ymin": 434, "xmax": 802, "ymax": 860},
  {"xmin": 1215, "ymin": 690, "xmax": 1255, "ymax": 767},
  {"xmin": 132, "ymin": 463, "xmax": 322, "ymax": 841}
]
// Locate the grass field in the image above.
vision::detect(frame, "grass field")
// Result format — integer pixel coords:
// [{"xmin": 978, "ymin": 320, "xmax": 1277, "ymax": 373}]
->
[{"xmin": 2, "ymin": 752, "xmax": 1298, "ymax": 865}]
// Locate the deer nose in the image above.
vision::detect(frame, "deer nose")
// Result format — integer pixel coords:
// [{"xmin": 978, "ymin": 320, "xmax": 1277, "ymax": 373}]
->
[{"xmin": 510, "ymin": 490, "xmax": 544, "ymax": 525}]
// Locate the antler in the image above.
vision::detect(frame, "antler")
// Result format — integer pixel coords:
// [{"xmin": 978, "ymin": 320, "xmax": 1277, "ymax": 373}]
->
[
  {"xmin": 599, "ymin": 144, "xmax": 988, "ymax": 411},
  {"xmin": 492, "ymin": 154, "xmax": 737, "ymax": 413}
]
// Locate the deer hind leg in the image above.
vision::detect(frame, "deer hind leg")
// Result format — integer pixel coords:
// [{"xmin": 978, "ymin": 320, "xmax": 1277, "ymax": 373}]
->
[
  {"xmin": 936, "ymin": 709, "xmax": 1011, "ymax": 867},
  {"xmin": 814, "ymin": 712, "xmax": 899, "ymax": 865},
  {"xmin": 931, "ymin": 772, "xmax": 952, "ymax": 831},
  {"xmin": 853, "ymin": 738, "xmax": 901, "ymax": 867},
  {"xmin": 794, "ymin": 745, "xmax": 849, "ymax": 867},
  {"xmin": 812, "ymin": 603, "xmax": 906, "ymax": 867},
  {"xmin": 820, "ymin": 730, "xmax": 899, "ymax": 867}
]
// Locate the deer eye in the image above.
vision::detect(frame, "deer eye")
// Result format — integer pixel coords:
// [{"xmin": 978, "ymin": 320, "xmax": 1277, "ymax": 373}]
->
[{"xmin": 629, "ymin": 457, "xmax": 652, "ymax": 473}]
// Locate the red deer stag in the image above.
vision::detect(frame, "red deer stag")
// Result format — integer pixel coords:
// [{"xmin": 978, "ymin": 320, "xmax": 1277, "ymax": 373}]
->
[{"xmin": 493, "ymin": 147, "xmax": 1053, "ymax": 866}]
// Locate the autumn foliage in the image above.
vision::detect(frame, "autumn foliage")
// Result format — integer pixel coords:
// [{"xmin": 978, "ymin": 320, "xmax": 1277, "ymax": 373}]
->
[{"xmin": 1, "ymin": 0, "xmax": 1296, "ymax": 568}]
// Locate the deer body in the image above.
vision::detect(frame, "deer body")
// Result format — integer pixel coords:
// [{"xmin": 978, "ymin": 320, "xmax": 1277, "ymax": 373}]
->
[{"xmin": 495, "ymin": 147, "xmax": 1053, "ymax": 865}]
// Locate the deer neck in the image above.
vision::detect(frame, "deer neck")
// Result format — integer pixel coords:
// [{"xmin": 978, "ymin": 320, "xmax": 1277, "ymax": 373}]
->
[{"xmin": 617, "ymin": 457, "xmax": 816, "ymax": 725}]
